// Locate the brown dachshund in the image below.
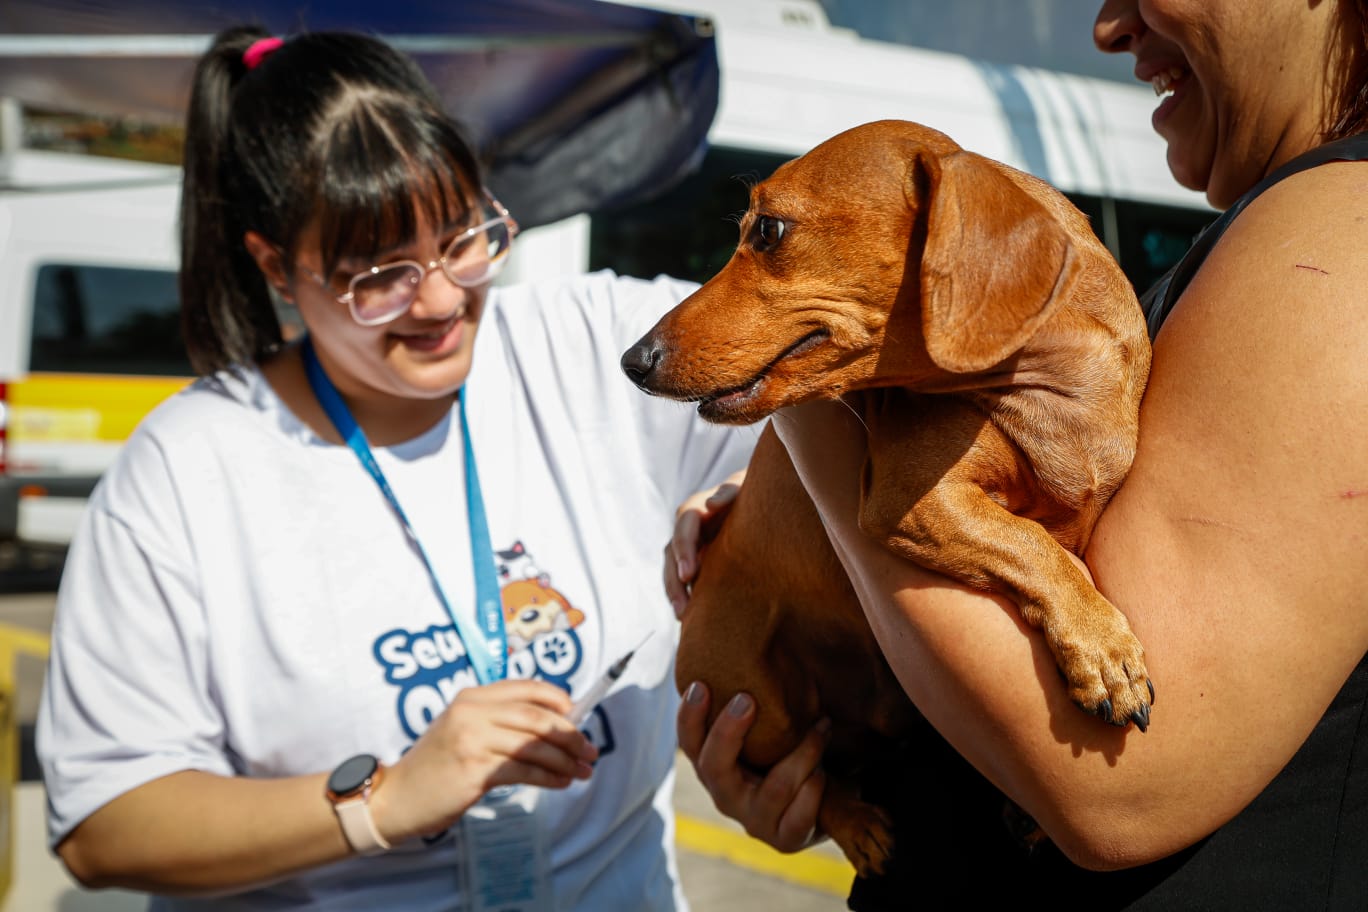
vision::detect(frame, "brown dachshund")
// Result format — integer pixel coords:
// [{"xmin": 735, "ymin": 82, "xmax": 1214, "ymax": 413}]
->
[{"xmin": 620, "ymin": 120, "xmax": 1153, "ymax": 875}]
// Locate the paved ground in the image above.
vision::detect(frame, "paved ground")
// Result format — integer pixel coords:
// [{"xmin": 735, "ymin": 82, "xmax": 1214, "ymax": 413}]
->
[{"xmin": 0, "ymin": 584, "xmax": 852, "ymax": 911}]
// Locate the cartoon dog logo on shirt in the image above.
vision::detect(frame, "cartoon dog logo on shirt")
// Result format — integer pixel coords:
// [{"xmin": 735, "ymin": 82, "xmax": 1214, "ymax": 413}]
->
[
  {"xmin": 501, "ymin": 577, "xmax": 586, "ymax": 653},
  {"xmin": 375, "ymin": 539, "xmax": 599, "ymax": 743},
  {"xmin": 497, "ymin": 540, "xmax": 543, "ymax": 584}
]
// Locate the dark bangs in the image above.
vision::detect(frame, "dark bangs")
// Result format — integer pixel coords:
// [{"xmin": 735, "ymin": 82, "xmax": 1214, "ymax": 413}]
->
[{"xmin": 307, "ymin": 95, "xmax": 483, "ymax": 273}]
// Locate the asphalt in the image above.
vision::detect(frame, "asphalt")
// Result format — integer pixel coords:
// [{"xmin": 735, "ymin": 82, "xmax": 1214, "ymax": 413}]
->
[{"xmin": 0, "ymin": 583, "xmax": 853, "ymax": 912}]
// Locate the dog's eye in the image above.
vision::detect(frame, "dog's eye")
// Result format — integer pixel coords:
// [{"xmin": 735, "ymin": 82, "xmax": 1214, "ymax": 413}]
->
[{"xmin": 753, "ymin": 215, "xmax": 786, "ymax": 251}]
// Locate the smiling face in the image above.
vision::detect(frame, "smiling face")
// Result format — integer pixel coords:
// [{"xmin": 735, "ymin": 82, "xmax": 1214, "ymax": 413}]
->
[
  {"xmin": 286, "ymin": 193, "xmax": 492, "ymax": 412},
  {"xmin": 1093, "ymin": 0, "xmax": 1346, "ymax": 207}
]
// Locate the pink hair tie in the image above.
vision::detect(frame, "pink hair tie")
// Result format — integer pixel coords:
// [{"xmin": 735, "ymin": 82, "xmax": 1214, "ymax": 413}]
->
[{"xmin": 243, "ymin": 37, "xmax": 284, "ymax": 70}]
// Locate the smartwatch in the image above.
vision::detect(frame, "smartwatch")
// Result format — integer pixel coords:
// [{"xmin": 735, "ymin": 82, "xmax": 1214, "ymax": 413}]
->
[{"xmin": 325, "ymin": 754, "xmax": 392, "ymax": 856}]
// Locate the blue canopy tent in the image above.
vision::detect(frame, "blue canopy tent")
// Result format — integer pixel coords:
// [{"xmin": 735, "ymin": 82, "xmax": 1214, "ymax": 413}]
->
[{"xmin": 0, "ymin": 0, "xmax": 719, "ymax": 229}]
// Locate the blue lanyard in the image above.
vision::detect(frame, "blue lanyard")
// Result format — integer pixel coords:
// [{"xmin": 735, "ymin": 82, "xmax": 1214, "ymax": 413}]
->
[{"xmin": 300, "ymin": 337, "xmax": 507, "ymax": 685}]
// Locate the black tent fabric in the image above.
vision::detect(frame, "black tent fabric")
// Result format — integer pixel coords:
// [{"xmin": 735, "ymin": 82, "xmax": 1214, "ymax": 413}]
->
[{"xmin": 0, "ymin": 0, "xmax": 719, "ymax": 228}]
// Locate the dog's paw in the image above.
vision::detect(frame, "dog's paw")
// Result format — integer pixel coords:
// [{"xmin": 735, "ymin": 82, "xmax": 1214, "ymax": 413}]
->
[
  {"xmin": 824, "ymin": 801, "xmax": 896, "ymax": 877},
  {"xmin": 1048, "ymin": 595, "xmax": 1155, "ymax": 730}
]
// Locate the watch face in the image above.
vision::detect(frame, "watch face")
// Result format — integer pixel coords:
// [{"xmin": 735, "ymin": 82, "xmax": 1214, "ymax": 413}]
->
[{"xmin": 328, "ymin": 754, "xmax": 379, "ymax": 797}]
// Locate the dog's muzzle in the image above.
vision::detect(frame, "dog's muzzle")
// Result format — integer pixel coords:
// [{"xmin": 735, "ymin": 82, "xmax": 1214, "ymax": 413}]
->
[{"xmin": 620, "ymin": 338, "xmax": 665, "ymax": 391}]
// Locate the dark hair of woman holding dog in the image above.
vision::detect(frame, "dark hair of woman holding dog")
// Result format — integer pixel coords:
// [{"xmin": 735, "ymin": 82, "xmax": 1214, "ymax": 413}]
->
[
  {"xmin": 36, "ymin": 25, "xmax": 751, "ymax": 909},
  {"xmin": 670, "ymin": 0, "xmax": 1368, "ymax": 907}
]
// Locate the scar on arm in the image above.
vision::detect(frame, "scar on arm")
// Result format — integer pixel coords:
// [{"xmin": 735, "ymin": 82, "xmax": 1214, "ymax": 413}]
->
[
  {"xmin": 1295, "ymin": 263, "xmax": 1330, "ymax": 275},
  {"xmin": 1341, "ymin": 489, "xmax": 1368, "ymax": 500},
  {"xmin": 1178, "ymin": 515, "xmax": 1248, "ymax": 534}
]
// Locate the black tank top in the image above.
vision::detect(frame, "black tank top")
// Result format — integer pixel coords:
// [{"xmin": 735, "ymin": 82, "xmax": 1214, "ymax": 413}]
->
[{"xmin": 850, "ymin": 137, "xmax": 1368, "ymax": 912}]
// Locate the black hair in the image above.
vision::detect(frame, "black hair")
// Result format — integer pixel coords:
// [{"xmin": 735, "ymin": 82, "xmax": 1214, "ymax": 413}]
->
[
  {"xmin": 179, "ymin": 27, "xmax": 484, "ymax": 374},
  {"xmin": 1329, "ymin": 0, "xmax": 1368, "ymax": 141}
]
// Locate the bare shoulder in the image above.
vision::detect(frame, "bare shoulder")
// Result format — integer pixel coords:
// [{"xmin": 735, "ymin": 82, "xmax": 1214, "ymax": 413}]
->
[
  {"xmin": 1103, "ymin": 157, "xmax": 1368, "ymax": 629},
  {"xmin": 1079, "ymin": 156, "xmax": 1368, "ymax": 850},
  {"xmin": 1192, "ymin": 159, "xmax": 1368, "ymax": 327},
  {"xmin": 1154, "ymin": 159, "xmax": 1368, "ymax": 434}
]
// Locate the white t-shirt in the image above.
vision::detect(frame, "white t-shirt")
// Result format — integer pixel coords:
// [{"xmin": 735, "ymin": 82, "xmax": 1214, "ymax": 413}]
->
[{"xmin": 38, "ymin": 271, "xmax": 755, "ymax": 911}]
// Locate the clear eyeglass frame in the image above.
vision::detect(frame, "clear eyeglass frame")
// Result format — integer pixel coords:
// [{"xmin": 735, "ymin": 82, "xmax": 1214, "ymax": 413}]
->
[{"xmin": 294, "ymin": 191, "xmax": 519, "ymax": 327}]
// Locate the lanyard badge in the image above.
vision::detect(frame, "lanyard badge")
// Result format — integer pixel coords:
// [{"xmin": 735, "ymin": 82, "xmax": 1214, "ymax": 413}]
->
[
  {"xmin": 460, "ymin": 786, "xmax": 555, "ymax": 912},
  {"xmin": 301, "ymin": 337, "xmax": 507, "ymax": 684}
]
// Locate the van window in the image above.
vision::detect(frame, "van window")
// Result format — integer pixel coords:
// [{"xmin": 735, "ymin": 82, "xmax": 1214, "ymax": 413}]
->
[
  {"xmin": 589, "ymin": 147, "xmax": 792, "ymax": 285},
  {"xmin": 590, "ymin": 146, "xmax": 1215, "ymax": 298},
  {"xmin": 1112, "ymin": 199, "xmax": 1214, "ymax": 296},
  {"xmin": 29, "ymin": 263, "xmax": 190, "ymax": 376}
]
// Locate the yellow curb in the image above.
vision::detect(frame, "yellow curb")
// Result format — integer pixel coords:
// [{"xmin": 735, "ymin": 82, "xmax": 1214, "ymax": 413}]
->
[
  {"xmin": 675, "ymin": 813, "xmax": 854, "ymax": 897},
  {"xmin": 0, "ymin": 626, "xmax": 51, "ymax": 662},
  {"xmin": 0, "ymin": 624, "xmax": 51, "ymax": 903}
]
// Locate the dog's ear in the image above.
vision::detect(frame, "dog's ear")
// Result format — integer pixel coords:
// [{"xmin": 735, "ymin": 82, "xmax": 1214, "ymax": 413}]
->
[{"xmin": 917, "ymin": 150, "xmax": 1082, "ymax": 373}]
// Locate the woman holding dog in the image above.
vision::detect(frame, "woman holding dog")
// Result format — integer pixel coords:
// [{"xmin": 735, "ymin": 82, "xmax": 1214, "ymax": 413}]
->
[
  {"xmin": 676, "ymin": 0, "xmax": 1368, "ymax": 906},
  {"xmin": 36, "ymin": 26, "xmax": 751, "ymax": 910}
]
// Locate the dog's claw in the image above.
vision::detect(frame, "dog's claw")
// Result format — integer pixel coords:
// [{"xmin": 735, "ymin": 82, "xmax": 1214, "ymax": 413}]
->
[
  {"xmin": 1095, "ymin": 698, "xmax": 1113, "ymax": 724},
  {"xmin": 1148, "ymin": 680, "xmax": 1156, "ymax": 705},
  {"xmin": 1130, "ymin": 703, "xmax": 1150, "ymax": 733}
]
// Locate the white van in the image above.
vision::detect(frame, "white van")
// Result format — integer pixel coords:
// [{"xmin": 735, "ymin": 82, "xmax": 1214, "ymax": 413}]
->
[
  {"xmin": 507, "ymin": 0, "xmax": 1214, "ymax": 295},
  {"xmin": 0, "ymin": 0, "xmax": 1213, "ymax": 558},
  {"xmin": 0, "ymin": 149, "xmax": 186, "ymax": 558}
]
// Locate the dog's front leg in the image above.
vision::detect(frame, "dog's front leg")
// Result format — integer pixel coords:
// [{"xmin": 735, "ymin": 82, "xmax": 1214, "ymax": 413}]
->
[{"xmin": 855, "ymin": 391, "xmax": 1153, "ymax": 730}]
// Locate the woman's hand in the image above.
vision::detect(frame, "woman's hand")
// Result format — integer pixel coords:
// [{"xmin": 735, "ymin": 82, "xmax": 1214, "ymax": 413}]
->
[
  {"xmin": 677, "ymin": 681, "xmax": 829, "ymax": 853},
  {"xmin": 374, "ymin": 679, "xmax": 598, "ymax": 844},
  {"xmin": 664, "ymin": 469, "xmax": 746, "ymax": 618}
]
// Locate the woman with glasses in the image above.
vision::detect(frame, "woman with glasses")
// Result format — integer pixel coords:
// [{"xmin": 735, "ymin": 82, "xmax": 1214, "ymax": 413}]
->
[{"xmin": 36, "ymin": 26, "xmax": 751, "ymax": 911}]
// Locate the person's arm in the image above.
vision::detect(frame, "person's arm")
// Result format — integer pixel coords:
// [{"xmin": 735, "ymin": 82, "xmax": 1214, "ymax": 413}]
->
[
  {"xmin": 768, "ymin": 162, "xmax": 1368, "ymax": 870},
  {"xmin": 57, "ymin": 769, "xmax": 344, "ymax": 893},
  {"xmin": 57, "ymin": 678, "xmax": 597, "ymax": 893}
]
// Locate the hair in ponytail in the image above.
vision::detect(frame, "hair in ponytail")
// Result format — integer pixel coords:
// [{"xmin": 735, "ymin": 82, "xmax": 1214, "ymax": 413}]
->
[{"xmin": 179, "ymin": 27, "xmax": 485, "ymax": 374}]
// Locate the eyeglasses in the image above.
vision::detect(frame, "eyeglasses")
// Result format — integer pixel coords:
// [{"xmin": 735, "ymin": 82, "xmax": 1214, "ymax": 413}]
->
[{"xmin": 295, "ymin": 192, "xmax": 519, "ymax": 327}]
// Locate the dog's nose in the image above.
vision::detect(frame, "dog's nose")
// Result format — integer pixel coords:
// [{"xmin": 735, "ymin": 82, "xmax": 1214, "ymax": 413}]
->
[{"xmin": 620, "ymin": 340, "xmax": 663, "ymax": 387}]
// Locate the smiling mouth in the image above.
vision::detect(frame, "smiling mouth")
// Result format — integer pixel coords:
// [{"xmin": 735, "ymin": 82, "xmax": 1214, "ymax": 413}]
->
[
  {"xmin": 393, "ymin": 311, "xmax": 461, "ymax": 340},
  {"xmin": 696, "ymin": 329, "xmax": 829, "ymax": 420},
  {"xmin": 1150, "ymin": 65, "xmax": 1188, "ymax": 97}
]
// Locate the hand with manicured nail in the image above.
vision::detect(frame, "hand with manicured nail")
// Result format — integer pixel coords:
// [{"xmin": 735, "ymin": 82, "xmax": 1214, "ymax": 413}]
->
[
  {"xmin": 676, "ymin": 681, "xmax": 829, "ymax": 853},
  {"xmin": 663, "ymin": 470, "xmax": 746, "ymax": 619}
]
